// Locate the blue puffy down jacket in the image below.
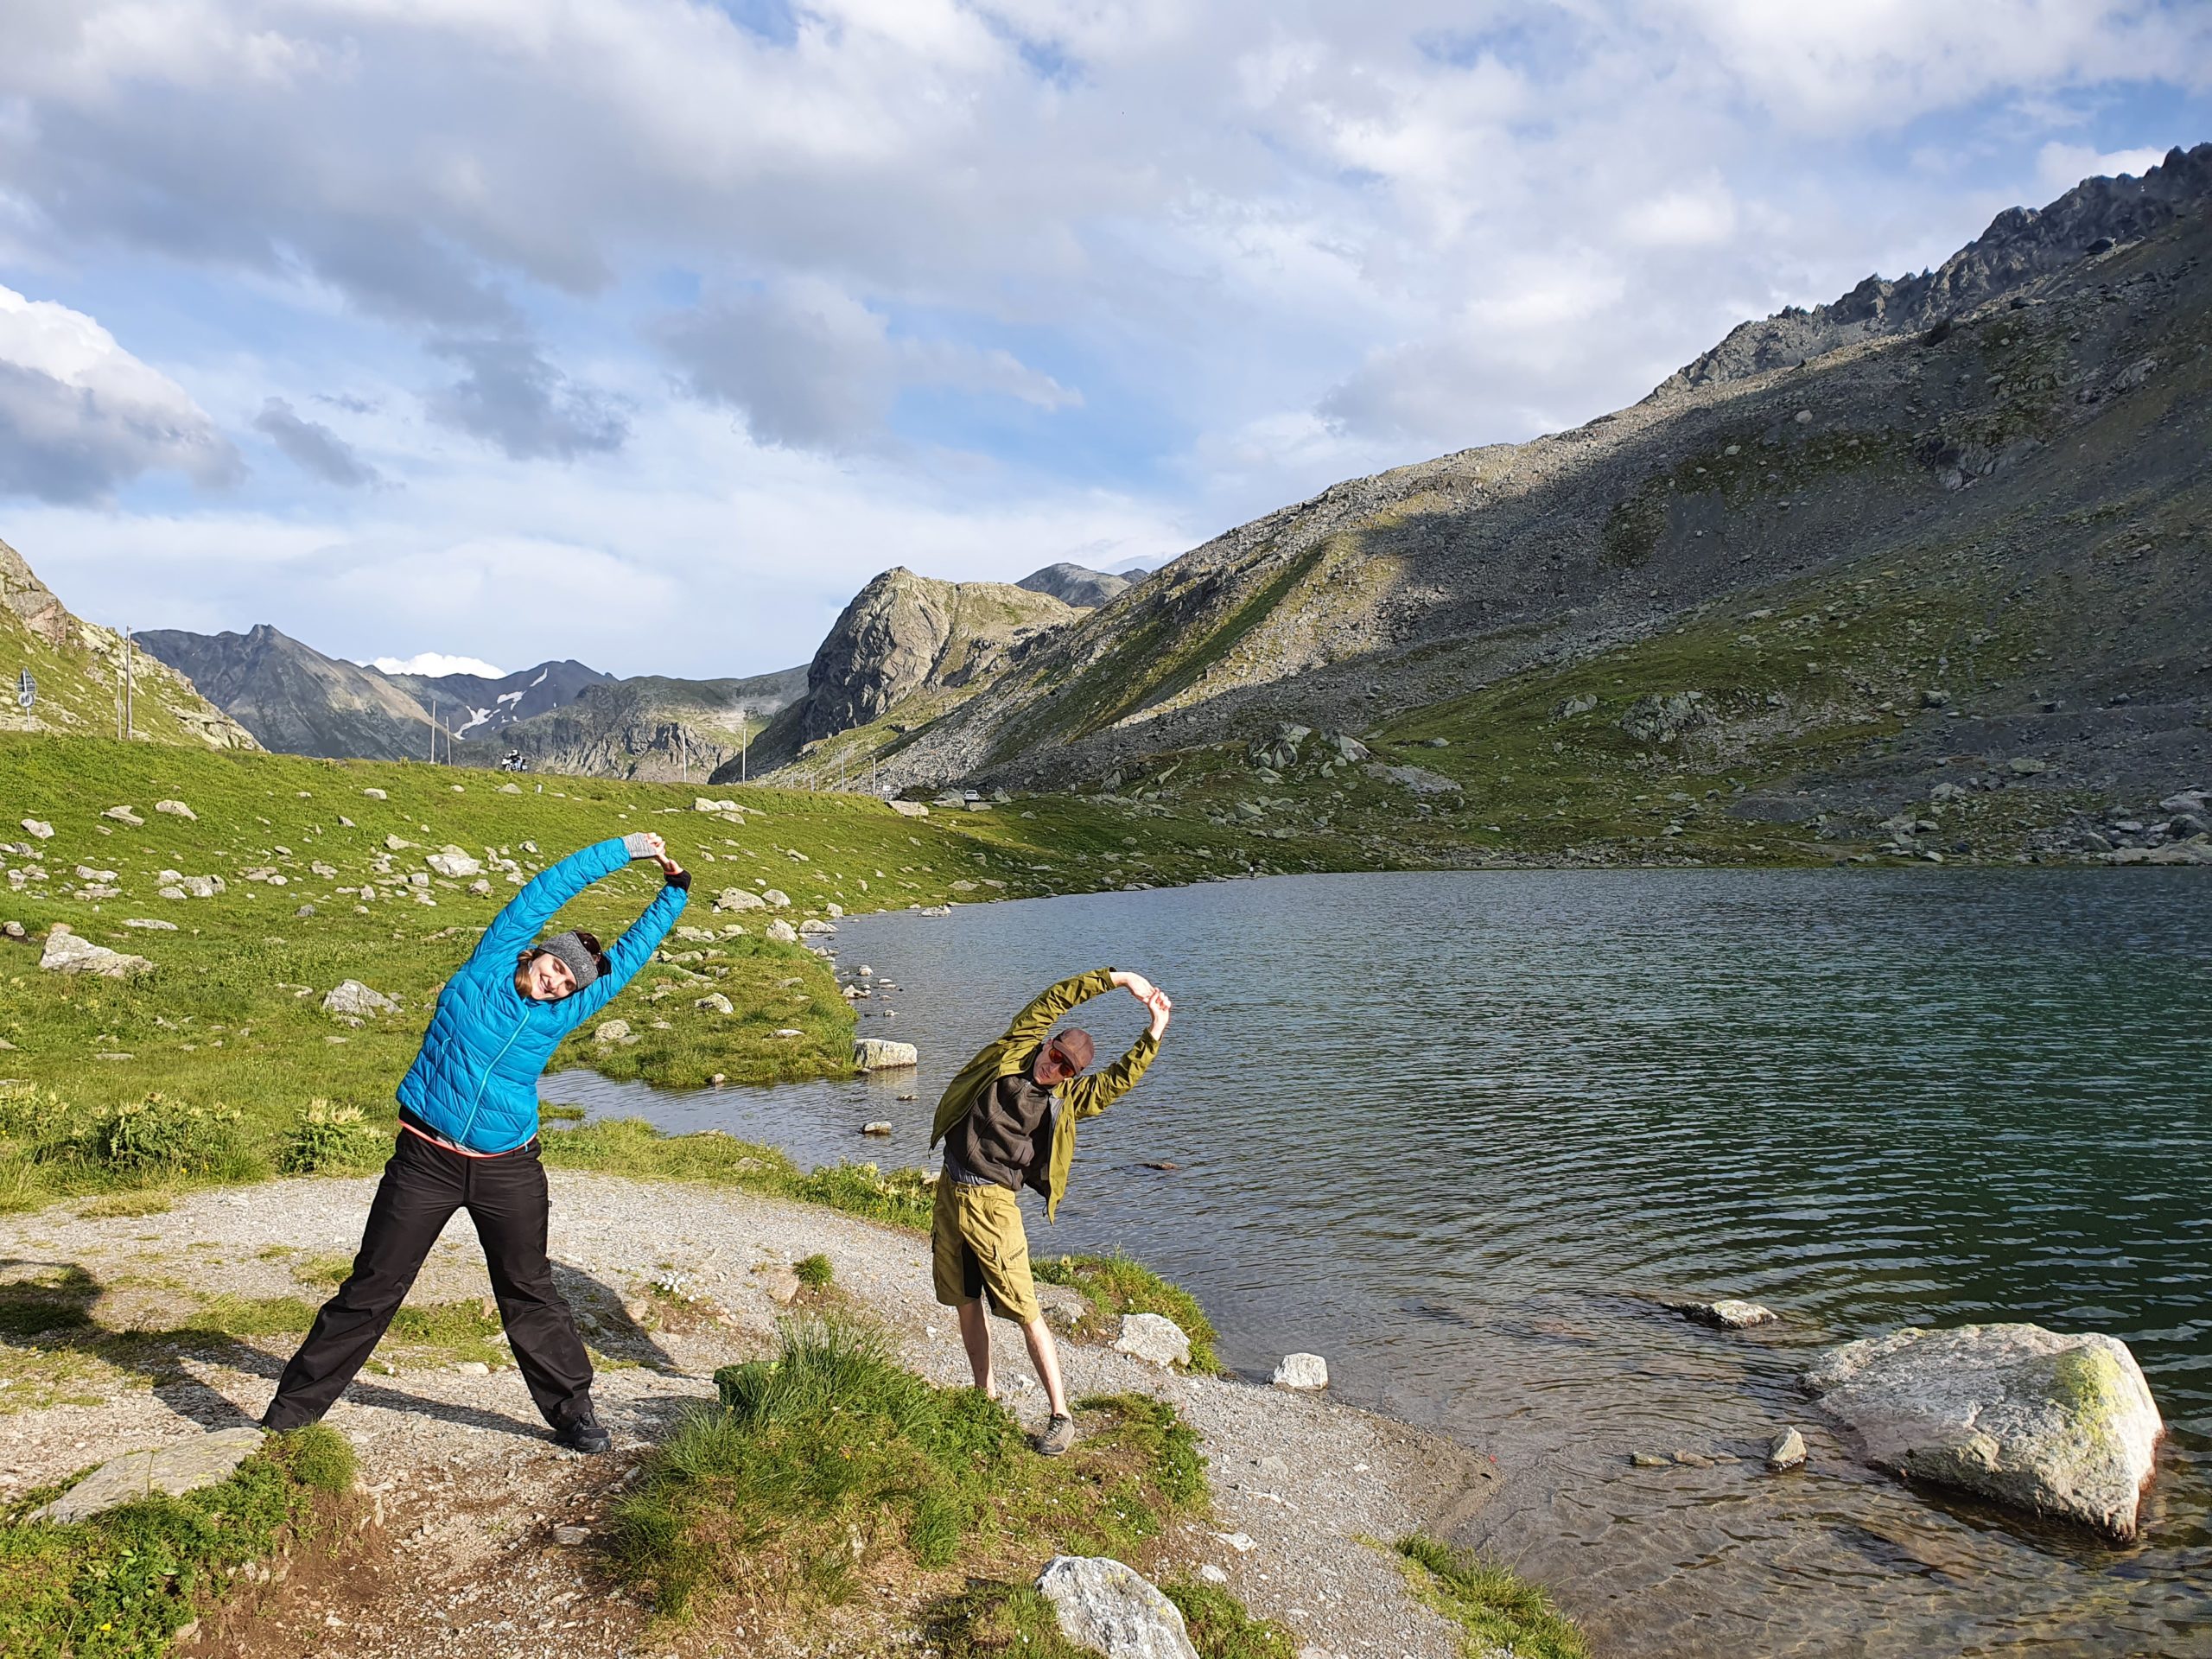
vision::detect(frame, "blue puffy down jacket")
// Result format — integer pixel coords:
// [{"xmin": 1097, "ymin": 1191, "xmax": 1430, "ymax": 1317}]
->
[{"xmin": 395, "ymin": 836, "xmax": 687, "ymax": 1153}]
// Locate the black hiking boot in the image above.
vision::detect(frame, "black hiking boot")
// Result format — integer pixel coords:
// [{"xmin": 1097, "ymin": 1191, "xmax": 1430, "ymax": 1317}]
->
[{"xmin": 554, "ymin": 1413, "xmax": 613, "ymax": 1454}]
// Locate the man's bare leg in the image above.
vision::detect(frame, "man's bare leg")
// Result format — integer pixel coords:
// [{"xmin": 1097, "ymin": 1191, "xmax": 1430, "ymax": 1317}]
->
[
  {"xmin": 1021, "ymin": 1316, "xmax": 1071, "ymax": 1419},
  {"xmin": 957, "ymin": 1298, "xmax": 996, "ymax": 1398}
]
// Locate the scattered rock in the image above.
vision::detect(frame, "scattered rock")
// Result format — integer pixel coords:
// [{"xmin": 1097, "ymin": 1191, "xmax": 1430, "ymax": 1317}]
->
[
  {"xmin": 861, "ymin": 1121, "xmax": 893, "ymax": 1135},
  {"xmin": 295, "ymin": 904, "xmax": 316, "ymax": 917},
  {"xmin": 21, "ymin": 819, "xmax": 53, "ymax": 839},
  {"xmin": 1803, "ymin": 1323, "xmax": 2163, "ymax": 1540},
  {"xmin": 122, "ymin": 918, "xmax": 178, "ymax": 931},
  {"xmin": 1272, "ymin": 1352, "xmax": 1328, "ymax": 1390},
  {"xmin": 363, "ymin": 787, "xmax": 387, "ymax": 798},
  {"xmin": 454, "ymin": 1360, "xmax": 491, "ymax": 1377},
  {"xmin": 760, "ymin": 1267, "xmax": 803, "ymax": 1306},
  {"xmin": 1672, "ymin": 1450, "xmax": 1715, "ymax": 1468},
  {"xmin": 1629, "ymin": 1452, "xmax": 1670, "ymax": 1469},
  {"xmin": 153, "ymin": 799, "xmax": 196, "ymax": 819},
  {"xmin": 692, "ymin": 797, "xmax": 741, "ymax": 814},
  {"xmin": 594, "ymin": 1019, "xmax": 633, "ymax": 1045},
  {"xmin": 102, "ymin": 805, "xmax": 144, "ymax": 826},
  {"xmin": 33, "ymin": 1427, "xmax": 267, "ymax": 1523},
  {"xmin": 1620, "ymin": 691, "xmax": 1711, "ymax": 746},
  {"xmin": 713, "ymin": 886, "xmax": 767, "ymax": 912},
  {"xmin": 798, "ymin": 918, "xmax": 836, "ymax": 935},
  {"xmin": 1035, "ymin": 1555, "xmax": 1199, "ymax": 1659},
  {"xmin": 1553, "ymin": 693, "xmax": 1599, "ymax": 719},
  {"xmin": 322, "ymin": 980, "xmax": 397, "ymax": 1018},
  {"xmin": 887, "ymin": 799, "xmax": 930, "ymax": 817},
  {"xmin": 39, "ymin": 926, "xmax": 152, "ymax": 978},
  {"xmin": 853, "ymin": 1038, "xmax": 918, "ymax": 1071},
  {"xmin": 1113, "ymin": 1312, "xmax": 1192, "ymax": 1369},
  {"xmin": 552, "ymin": 1525, "xmax": 590, "ymax": 1546},
  {"xmin": 1035, "ymin": 1281, "xmax": 1090, "ymax": 1332},
  {"xmin": 764, "ymin": 918, "xmax": 799, "ymax": 944},
  {"xmin": 3, "ymin": 920, "xmax": 23, "ymax": 938},
  {"xmin": 1767, "ymin": 1427, "xmax": 1808, "ymax": 1471},
  {"xmin": 695, "ymin": 993, "xmax": 734, "ymax": 1014},
  {"xmin": 1667, "ymin": 1297, "xmax": 1779, "ymax": 1330},
  {"xmin": 760, "ymin": 888, "xmax": 791, "ymax": 909},
  {"xmin": 426, "ymin": 848, "xmax": 482, "ymax": 878},
  {"xmin": 1361, "ymin": 763, "xmax": 1461, "ymax": 794},
  {"xmin": 2008, "ymin": 758, "xmax": 2049, "ymax": 776}
]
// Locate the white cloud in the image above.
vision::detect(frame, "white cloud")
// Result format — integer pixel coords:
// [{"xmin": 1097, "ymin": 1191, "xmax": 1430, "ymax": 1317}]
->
[
  {"xmin": 368, "ymin": 652, "xmax": 507, "ymax": 678},
  {"xmin": 2036, "ymin": 141, "xmax": 2176, "ymax": 194},
  {"xmin": 0, "ymin": 283, "xmax": 242, "ymax": 502},
  {"xmin": 1621, "ymin": 180, "xmax": 1738, "ymax": 248}
]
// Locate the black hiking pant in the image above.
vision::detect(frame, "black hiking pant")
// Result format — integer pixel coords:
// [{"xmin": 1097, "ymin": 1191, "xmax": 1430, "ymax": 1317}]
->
[{"xmin": 262, "ymin": 1127, "xmax": 594, "ymax": 1433}]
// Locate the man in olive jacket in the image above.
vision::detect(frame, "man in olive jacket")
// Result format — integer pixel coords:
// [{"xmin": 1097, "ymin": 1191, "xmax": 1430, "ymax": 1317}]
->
[{"xmin": 928, "ymin": 967, "xmax": 1172, "ymax": 1455}]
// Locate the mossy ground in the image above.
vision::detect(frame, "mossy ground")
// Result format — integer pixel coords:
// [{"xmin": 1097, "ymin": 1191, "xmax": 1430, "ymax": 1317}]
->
[
  {"xmin": 0, "ymin": 1425, "xmax": 355, "ymax": 1659},
  {"xmin": 610, "ymin": 1317, "xmax": 1269, "ymax": 1649},
  {"xmin": 0, "ymin": 734, "xmax": 1259, "ymax": 1212}
]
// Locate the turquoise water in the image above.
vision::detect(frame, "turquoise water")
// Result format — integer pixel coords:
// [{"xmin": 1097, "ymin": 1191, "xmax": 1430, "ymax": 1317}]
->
[{"xmin": 551, "ymin": 869, "xmax": 2212, "ymax": 1657}]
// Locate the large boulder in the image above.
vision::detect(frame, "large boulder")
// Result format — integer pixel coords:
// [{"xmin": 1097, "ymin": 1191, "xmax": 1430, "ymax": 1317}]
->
[
  {"xmin": 1803, "ymin": 1324, "xmax": 2162, "ymax": 1539},
  {"xmin": 713, "ymin": 886, "xmax": 767, "ymax": 912},
  {"xmin": 322, "ymin": 980, "xmax": 397, "ymax": 1019},
  {"xmin": 39, "ymin": 926, "xmax": 151, "ymax": 979},
  {"xmin": 1272, "ymin": 1352, "xmax": 1329, "ymax": 1390},
  {"xmin": 1113, "ymin": 1312, "xmax": 1191, "ymax": 1369},
  {"xmin": 34, "ymin": 1427, "xmax": 266, "ymax": 1523},
  {"xmin": 1619, "ymin": 690, "xmax": 1711, "ymax": 746},
  {"xmin": 853, "ymin": 1038, "xmax": 918, "ymax": 1071},
  {"xmin": 1034, "ymin": 1556, "xmax": 1198, "ymax": 1659}
]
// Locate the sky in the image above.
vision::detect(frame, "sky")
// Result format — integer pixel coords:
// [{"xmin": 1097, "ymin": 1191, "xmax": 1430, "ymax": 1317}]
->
[{"xmin": 0, "ymin": 1, "xmax": 2205, "ymax": 681}]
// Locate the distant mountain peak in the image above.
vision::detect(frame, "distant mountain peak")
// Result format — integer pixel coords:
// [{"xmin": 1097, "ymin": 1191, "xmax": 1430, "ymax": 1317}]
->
[{"xmin": 1017, "ymin": 562, "xmax": 1134, "ymax": 608}]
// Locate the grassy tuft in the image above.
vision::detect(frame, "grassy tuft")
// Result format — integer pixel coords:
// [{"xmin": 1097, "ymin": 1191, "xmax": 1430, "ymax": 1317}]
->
[
  {"xmin": 1392, "ymin": 1534, "xmax": 1589, "ymax": 1659},
  {"xmin": 0, "ymin": 1425, "xmax": 354, "ymax": 1659},
  {"xmin": 611, "ymin": 1317, "xmax": 1211, "ymax": 1630},
  {"xmin": 793, "ymin": 1252, "xmax": 834, "ymax": 1287},
  {"xmin": 1161, "ymin": 1578, "xmax": 1300, "ymax": 1659},
  {"xmin": 1032, "ymin": 1252, "xmax": 1223, "ymax": 1373}
]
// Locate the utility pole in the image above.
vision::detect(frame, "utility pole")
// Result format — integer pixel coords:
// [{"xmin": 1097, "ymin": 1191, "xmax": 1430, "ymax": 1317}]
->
[
  {"xmin": 429, "ymin": 696, "xmax": 436, "ymax": 763},
  {"xmin": 736, "ymin": 709, "xmax": 748, "ymax": 785},
  {"xmin": 124, "ymin": 627, "xmax": 135, "ymax": 740},
  {"xmin": 679, "ymin": 727, "xmax": 689, "ymax": 784}
]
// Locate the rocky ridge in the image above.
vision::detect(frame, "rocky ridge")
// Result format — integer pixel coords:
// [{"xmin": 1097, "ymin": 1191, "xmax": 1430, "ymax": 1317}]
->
[
  {"xmin": 137, "ymin": 624, "xmax": 433, "ymax": 761},
  {"xmin": 455, "ymin": 666, "xmax": 806, "ymax": 781},
  {"xmin": 855, "ymin": 143, "xmax": 2212, "ymax": 842},
  {"xmin": 0, "ymin": 538, "xmax": 256, "ymax": 752}
]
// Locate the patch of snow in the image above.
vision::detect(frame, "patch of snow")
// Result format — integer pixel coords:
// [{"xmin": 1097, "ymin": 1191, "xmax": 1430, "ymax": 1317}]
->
[{"xmin": 367, "ymin": 652, "xmax": 507, "ymax": 678}]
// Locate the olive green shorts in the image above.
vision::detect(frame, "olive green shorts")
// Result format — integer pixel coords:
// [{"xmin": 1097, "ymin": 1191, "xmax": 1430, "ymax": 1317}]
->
[{"xmin": 931, "ymin": 1172, "xmax": 1040, "ymax": 1325}]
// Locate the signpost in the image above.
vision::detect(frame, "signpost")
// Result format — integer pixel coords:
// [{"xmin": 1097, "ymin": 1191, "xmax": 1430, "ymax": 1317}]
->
[{"xmin": 15, "ymin": 670, "xmax": 33, "ymax": 712}]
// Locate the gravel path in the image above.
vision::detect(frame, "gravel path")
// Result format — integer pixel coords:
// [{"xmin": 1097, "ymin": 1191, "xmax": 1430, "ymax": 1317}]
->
[{"xmin": 1, "ymin": 1173, "xmax": 1482, "ymax": 1658}]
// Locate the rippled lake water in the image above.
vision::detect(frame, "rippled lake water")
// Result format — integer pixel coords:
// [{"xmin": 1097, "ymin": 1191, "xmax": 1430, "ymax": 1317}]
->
[{"xmin": 549, "ymin": 869, "xmax": 2212, "ymax": 1658}]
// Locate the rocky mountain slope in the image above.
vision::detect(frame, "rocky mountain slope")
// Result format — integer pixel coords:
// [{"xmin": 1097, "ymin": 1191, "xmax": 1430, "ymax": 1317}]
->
[
  {"xmin": 1017, "ymin": 561, "xmax": 1134, "ymax": 608},
  {"xmin": 856, "ymin": 144, "xmax": 2212, "ymax": 860},
  {"xmin": 0, "ymin": 539, "xmax": 255, "ymax": 750},
  {"xmin": 715, "ymin": 568, "xmax": 1078, "ymax": 781},
  {"xmin": 137, "ymin": 624, "xmax": 435, "ymax": 760},
  {"xmin": 378, "ymin": 659, "xmax": 611, "ymax": 743},
  {"xmin": 455, "ymin": 665, "xmax": 807, "ymax": 780}
]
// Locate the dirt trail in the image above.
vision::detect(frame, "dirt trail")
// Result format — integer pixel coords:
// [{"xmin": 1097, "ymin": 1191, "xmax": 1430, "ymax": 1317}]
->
[{"xmin": 1, "ymin": 1173, "xmax": 1487, "ymax": 1657}]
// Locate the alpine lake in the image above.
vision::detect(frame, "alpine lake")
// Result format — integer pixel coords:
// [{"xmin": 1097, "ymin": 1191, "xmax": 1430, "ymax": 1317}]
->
[{"xmin": 548, "ymin": 868, "xmax": 2212, "ymax": 1659}]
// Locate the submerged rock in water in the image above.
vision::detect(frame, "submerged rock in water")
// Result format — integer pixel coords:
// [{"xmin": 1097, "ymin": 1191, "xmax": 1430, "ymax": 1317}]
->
[
  {"xmin": 1035, "ymin": 1555, "xmax": 1198, "ymax": 1659},
  {"xmin": 852, "ymin": 1038, "xmax": 918, "ymax": 1071},
  {"xmin": 1767, "ymin": 1427, "xmax": 1808, "ymax": 1471},
  {"xmin": 1803, "ymin": 1323, "xmax": 2162, "ymax": 1540},
  {"xmin": 1664, "ymin": 1296, "xmax": 1779, "ymax": 1330}
]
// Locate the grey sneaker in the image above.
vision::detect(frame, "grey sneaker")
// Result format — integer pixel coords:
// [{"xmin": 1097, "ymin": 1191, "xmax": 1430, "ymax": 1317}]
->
[{"xmin": 1037, "ymin": 1413, "xmax": 1077, "ymax": 1457}]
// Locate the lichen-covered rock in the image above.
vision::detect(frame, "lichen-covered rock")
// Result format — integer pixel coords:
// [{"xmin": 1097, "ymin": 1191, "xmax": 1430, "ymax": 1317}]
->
[
  {"xmin": 33, "ymin": 1427, "xmax": 266, "ymax": 1523},
  {"xmin": 39, "ymin": 926, "xmax": 151, "ymax": 978},
  {"xmin": 1035, "ymin": 1555, "xmax": 1198, "ymax": 1659},
  {"xmin": 1113, "ymin": 1312, "xmax": 1191, "ymax": 1369},
  {"xmin": 1803, "ymin": 1323, "xmax": 2162, "ymax": 1539},
  {"xmin": 1272, "ymin": 1352, "xmax": 1329, "ymax": 1390},
  {"xmin": 853, "ymin": 1038, "xmax": 918, "ymax": 1071},
  {"xmin": 322, "ymin": 979, "xmax": 397, "ymax": 1018}
]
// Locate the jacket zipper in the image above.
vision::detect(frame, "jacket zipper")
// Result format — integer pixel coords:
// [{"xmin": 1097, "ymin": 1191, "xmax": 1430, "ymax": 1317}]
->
[{"xmin": 457, "ymin": 1004, "xmax": 532, "ymax": 1149}]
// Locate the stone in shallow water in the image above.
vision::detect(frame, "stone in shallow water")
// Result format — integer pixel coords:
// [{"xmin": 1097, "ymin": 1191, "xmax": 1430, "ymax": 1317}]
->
[
  {"xmin": 35, "ymin": 1427, "xmax": 266, "ymax": 1522},
  {"xmin": 1803, "ymin": 1323, "xmax": 2162, "ymax": 1540},
  {"xmin": 1767, "ymin": 1427, "xmax": 1808, "ymax": 1471},
  {"xmin": 852, "ymin": 1038, "xmax": 918, "ymax": 1071},
  {"xmin": 1035, "ymin": 1555, "xmax": 1198, "ymax": 1659}
]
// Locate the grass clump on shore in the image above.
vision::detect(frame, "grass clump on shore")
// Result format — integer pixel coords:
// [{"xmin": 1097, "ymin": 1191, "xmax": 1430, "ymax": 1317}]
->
[
  {"xmin": 0, "ymin": 1425, "xmax": 355, "ymax": 1659},
  {"xmin": 1392, "ymin": 1534, "xmax": 1589, "ymax": 1659},
  {"xmin": 611, "ymin": 1318, "xmax": 1210, "ymax": 1630},
  {"xmin": 1032, "ymin": 1251, "xmax": 1223, "ymax": 1373}
]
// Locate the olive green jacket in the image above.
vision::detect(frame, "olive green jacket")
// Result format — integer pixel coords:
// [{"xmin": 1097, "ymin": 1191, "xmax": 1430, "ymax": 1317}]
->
[{"xmin": 929, "ymin": 967, "xmax": 1160, "ymax": 1221}]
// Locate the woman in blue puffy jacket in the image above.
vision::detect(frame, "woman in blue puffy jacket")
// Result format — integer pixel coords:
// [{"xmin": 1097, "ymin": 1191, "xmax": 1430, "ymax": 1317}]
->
[{"xmin": 263, "ymin": 832, "xmax": 690, "ymax": 1452}]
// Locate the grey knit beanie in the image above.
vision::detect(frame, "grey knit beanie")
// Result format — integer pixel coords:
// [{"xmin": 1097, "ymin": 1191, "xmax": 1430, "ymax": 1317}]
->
[{"xmin": 536, "ymin": 930, "xmax": 603, "ymax": 990}]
